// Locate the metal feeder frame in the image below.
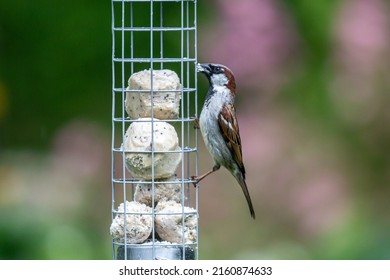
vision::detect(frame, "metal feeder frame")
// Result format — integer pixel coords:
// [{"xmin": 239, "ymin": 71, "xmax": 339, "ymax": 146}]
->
[{"xmin": 111, "ymin": 0, "xmax": 199, "ymax": 260}]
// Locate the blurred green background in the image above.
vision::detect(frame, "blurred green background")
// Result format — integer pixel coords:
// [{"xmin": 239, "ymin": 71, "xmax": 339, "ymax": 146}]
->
[{"xmin": 1, "ymin": 0, "xmax": 390, "ymax": 259}]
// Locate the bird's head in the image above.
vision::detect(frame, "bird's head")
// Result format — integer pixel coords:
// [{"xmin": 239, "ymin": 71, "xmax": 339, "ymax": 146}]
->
[{"xmin": 197, "ymin": 63, "xmax": 236, "ymax": 94}]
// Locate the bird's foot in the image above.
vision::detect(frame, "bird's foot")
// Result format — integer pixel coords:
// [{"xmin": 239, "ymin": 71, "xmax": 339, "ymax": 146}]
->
[
  {"xmin": 190, "ymin": 175, "xmax": 199, "ymax": 188},
  {"xmin": 190, "ymin": 116, "xmax": 200, "ymax": 129}
]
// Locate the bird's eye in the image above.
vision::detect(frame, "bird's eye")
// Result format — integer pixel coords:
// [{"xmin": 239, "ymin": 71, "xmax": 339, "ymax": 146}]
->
[{"xmin": 215, "ymin": 66, "xmax": 222, "ymax": 72}]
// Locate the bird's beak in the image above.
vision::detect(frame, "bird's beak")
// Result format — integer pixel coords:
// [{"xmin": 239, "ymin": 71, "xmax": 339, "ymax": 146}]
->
[{"xmin": 196, "ymin": 63, "xmax": 211, "ymax": 75}]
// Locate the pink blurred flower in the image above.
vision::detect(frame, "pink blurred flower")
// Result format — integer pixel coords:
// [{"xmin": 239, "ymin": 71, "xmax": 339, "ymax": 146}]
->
[
  {"xmin": 200, "ymin": 0, "xmax": 298, "ymax": 93},
  {"xmin": 334, "ymin": 0, "xmax": 390, "ymax": 76},
  {"xmin": 331, "ymin": 0, "xmax": 390, "ymax": 125}
]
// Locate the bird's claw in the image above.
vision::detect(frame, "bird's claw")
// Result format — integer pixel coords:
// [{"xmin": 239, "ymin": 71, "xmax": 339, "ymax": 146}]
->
[
  {"xmin": 190, "ymin": 116, "xmax": 200, "ymax": 129},
  {"xmin": 190, "ymin": 175, "xmax": 199, "ymax": 188}
]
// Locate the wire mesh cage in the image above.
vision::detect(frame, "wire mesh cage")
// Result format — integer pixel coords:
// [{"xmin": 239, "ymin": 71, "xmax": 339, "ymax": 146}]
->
[{"xmin": 111, "ymin": 0, "xmax": 198, "ymax": 260}]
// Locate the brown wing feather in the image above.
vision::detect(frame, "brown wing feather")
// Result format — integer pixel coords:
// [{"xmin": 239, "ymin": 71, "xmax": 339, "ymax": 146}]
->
[
  {"xmin": 218, "ymin": 103, "xmax": 255, "ymax": 219},
  {"xmin": 217, "ymin": 103, "xmax": 246, "ymax": 177}
]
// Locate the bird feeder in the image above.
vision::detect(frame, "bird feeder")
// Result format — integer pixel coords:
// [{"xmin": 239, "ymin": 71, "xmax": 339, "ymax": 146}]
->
[{"xmin": 111, "ymin": 0, "xmax": 198, "ymax": 260}]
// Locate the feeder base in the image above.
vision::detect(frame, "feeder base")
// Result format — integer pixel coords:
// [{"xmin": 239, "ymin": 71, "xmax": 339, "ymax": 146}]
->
[{"xmin": 117, "ymin": 244, "xmax": 195, "ymax": 260}]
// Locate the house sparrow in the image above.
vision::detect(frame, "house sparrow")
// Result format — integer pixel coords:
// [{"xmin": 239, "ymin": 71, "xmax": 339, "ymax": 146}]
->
[{"xmin": 194, "ymin": 63, "xmax": 255, "ymax": 219}]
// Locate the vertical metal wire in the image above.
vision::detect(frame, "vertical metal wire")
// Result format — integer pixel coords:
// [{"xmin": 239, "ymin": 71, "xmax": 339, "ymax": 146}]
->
[
  {"xmin": 159, "ymin": 2, "xmax": 164, "ymax": 70},
  {"xmin": 110, "ymin": 0, "xmax": 116, "ymax": 260},
  {"xmin": 120, "ymin": 0, "xmax": 128, "ymax": 261},
  {"xmin": 194, "ymin": 0, "xmax": 199, "ymax": 260},
  {"xmin": 111, "ymin": 0, "xmax": 198, "ymax": 260},
  {"xmin": 179, "ymin": 0, "xmax": 185, "ymax": 259},
  {"xmin": 149, "ymin": 0, "xmax": 156, "ymax": 261}
]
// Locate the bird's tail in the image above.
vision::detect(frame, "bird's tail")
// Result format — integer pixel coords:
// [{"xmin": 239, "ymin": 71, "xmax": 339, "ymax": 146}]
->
[{"xmin": 235, "ymin": 174, "xmax": 256, "ymax": 219}]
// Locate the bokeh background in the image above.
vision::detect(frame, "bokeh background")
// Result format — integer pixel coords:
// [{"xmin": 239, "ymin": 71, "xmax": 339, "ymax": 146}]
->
[{"xmin": 1, "ymin": 0, "xmax": 390, "ymax": 259}]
